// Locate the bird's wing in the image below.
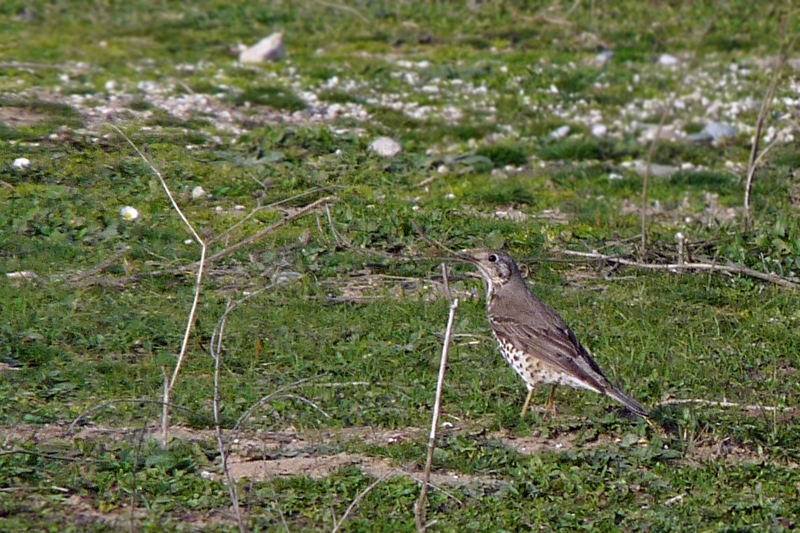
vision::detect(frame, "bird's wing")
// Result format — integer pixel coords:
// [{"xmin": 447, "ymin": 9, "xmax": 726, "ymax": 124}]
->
[{"xmin": 490, "ymin": 315, "xmax": 612, "ymax": 392}]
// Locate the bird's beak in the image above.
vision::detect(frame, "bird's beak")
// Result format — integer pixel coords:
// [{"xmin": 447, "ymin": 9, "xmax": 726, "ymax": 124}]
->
[{"xmin": 454, "ymin": 251, "xmax": 477, "ymax": 264}]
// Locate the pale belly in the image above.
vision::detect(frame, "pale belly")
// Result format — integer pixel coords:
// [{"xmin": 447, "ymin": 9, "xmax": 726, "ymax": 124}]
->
[{"xmin": 494, "ymin": 335, "xmax": 600, "ymax": 393}]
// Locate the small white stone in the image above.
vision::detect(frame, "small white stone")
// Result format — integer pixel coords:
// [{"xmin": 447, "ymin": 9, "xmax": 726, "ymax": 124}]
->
[
  {"xmin": 234, "ymin": 205, "xmax": 245, "ymax": 211},
  {"xmin": 105, "ymin": 80, "xmax": 117, "ymax": 91},
  {"xmin": 215, "ymin": 206, "xmax": 224, "ymax": 213},
  {"xmin": 191, "ymin": 186, "xmax": 206, "ymax": 200},
  {"xmin": 239, "ymin": 33, "xmax": 286, "ymax": 63},
  {"xmin": 12, "ymin": 157, "xmax": 30, "ymax": 169},
  {"xmin": 445, "ymin": 193, "xmax": 456, "ymax": 200},
  {"xmin": 370, "ymin": 137, "xmax": 403, "ymax": 157},
  {"xmin": 608, "ymin": 173, "xmax": 623, "ymax": 180},
  {"xmin": 658, "ymin": 54, "xmax": 679, "ymax": 66},
  {"xmin": 591, "ymin": 124, "xmax": 608, "ymax": 137},
  {"xmin": 6, "ymin": 271, "xmax": 38, "ymax": 280},
  {"xmin": 437, "ymin": 165, "xmax": 449, "ymax": 174},
  {"xmin": 548, "ymin": 125, "xmax": 570, "ymax": 140},
  {"xmin": 184, "ymin": 239, "xmax": 193, "ymax": 245}
]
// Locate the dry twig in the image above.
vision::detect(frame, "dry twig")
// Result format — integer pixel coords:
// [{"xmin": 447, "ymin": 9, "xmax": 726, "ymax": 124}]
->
[
  {"xmin": 69, "ymin": 245, "xmax": 131, "ymax": 283},
  {"xmin": 556, "ymin": 249, "xmax": 799, "ymax": 288},
  {"xmin": 85, "ymin": 197, "xmax": 334, "ymax": 286},
  {"xmin": 658, "ymin": 398, "xmax": 796, "ymax": 412},
  {"xmin": 415, "ymin": 265, "xmax": 459, "ymax": 533},
  {"xmin": 112, "ymin": 125, "xmax": 207, "ymax": 447},
  {"xmin": 743, "ymin": 27, "xmax": 797, "ymax": 229},
  {"xmin": 211, "ymin": 299, "xmax": 246, "ymax": 533},
  {"xmin": 331, "ymin": 473, "xmax": 391, "ymax": 533}
]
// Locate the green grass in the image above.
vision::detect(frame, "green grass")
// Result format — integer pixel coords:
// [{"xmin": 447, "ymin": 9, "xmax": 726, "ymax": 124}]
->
[{"xmin": 1, "ymin": 0, "xmax": 800, "ymax": 531}]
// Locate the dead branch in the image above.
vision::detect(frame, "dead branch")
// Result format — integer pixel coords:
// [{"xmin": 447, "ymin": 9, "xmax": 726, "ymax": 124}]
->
[
  {"xmin": 658, "ymin": 398, "xmax": 796, "ymax": 412},
  {"xmin": 415, "ymin": 265, "xmax": 459, "ymax": 533},
  {"xmin": 69, "ymin": 245, "xmax": 131, "ymax": 283},
  {"xmin": 556, "ymin": 249, "xmax": 799, "ymax": 288}
]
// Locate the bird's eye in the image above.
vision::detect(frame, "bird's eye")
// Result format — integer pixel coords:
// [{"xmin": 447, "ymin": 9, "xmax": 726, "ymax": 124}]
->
[{"xmin": 488, "ymin": 254, "xmax": 498, "ymax": 263}]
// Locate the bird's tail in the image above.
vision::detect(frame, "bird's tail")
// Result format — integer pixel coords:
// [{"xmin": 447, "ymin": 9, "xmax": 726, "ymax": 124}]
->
[{"xmin": 606, "ymin": 387, "xmax": 649, "ymax": 418}]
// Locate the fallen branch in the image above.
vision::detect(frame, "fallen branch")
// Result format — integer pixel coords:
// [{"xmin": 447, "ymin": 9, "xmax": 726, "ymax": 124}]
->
[
  {"xmin": 415, "ymin": 265, "xmax": 459, "ymax": 533},
  {"xmin": 69, "ymin": 245, "xmax": 131, "ymax": 283},
  {"xmin": 658, "ymin": 398, "xmax": 796, "ymax": 412},
  {"xmin": 556, "ymin": 249, "xmax": 799, "ymax": 288}
]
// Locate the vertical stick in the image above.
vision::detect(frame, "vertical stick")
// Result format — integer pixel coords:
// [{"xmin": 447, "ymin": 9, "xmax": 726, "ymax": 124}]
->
[
  {"xmin": 743, "ymin": 44, "xmax": 793, "ymax": 230},
  {"xmin": 415, "ymin": 266, "xmax": 459, "ymax": 532}
]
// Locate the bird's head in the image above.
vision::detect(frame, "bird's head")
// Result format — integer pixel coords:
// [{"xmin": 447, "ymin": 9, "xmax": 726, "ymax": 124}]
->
[{"xmin": 460, "ymin": 250, "xmax": 521, "ymax": 292}]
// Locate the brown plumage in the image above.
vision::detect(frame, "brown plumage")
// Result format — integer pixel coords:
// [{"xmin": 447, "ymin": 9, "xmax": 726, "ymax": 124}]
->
[{"xmin": 464, "ymin": 250, "xmax": 648, "ymax": 418}]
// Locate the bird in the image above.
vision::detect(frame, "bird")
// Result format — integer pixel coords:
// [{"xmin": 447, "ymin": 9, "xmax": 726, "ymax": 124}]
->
[{"xmin": 463, "ymin": 250, "xmax": 649, "ymax": 419}]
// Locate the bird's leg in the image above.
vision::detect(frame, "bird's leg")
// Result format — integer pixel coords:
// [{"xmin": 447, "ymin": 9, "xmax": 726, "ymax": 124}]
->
[
  {"xmin": 544, "ymin": 385, "xmax": 558, "ymax": 419},
  {"xmin": 520, "ymin": 388, "xmax": 535, "ymax": 418}
]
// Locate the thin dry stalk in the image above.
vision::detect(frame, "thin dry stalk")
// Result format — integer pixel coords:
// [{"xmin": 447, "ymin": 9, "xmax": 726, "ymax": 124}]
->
[
  {"xmin": 640, "ymin": 24, "xmax": 711, "ymax": 259},
  {"xmin": 743, "ymin": 34, "xmax": 796, "ymax": 229},
  {"xmin": 557, "ymin": 249, "xmax": 799, "ymax": 288},
  {"xmin": 92, "ymin": 197, "xmax": 334, "ymax": 286},
  {"xmin": 415, "ymin": 267, "xmax": 459, "ymax": 533},
  {"xmin": 331, "ymin": 473, "xmax": 391, "ymax": 533},
  {"xmin": 211, "ymin": 299, "xmax": 246, "ymax": 533},
  {"xmin": 209, "ymin": 188, "xmax": 324, "ymax": 245},
  {"xmin": 111, "ymin": 125, "xmax": 208, "ymax": 447}
]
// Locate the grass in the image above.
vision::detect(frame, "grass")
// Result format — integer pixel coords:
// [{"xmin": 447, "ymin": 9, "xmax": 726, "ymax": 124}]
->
[{"xmin": 1, "ymin": 0, "xmax": 800, "ymax": 531}]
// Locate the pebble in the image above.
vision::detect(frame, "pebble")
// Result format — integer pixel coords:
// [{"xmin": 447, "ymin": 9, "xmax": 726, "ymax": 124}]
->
[
  {"xmin": 591, "ymin": 124, "xmax": 608, "ymax": 137},
  {"xmin": 658, "ymin": 54, "xmax": 679, "ymax": 66},
  {"xmin": 239, "ymin": 33, "xmax": 286, "ymax": 63},
  {"xmin": 548, "ymin": 125, "xmax": 570, "ymax": 140},
  {"xmin": 191, "ymin": 186, "xmax": 207, "ymax": 200},
  {"xmin": 370, "ymin": 137, "xmax": 403, "ymax": 157},
  {"xmin": 687, "ymin": 122, "xmax": 737, "ymax": 143},
  {"xmin": 12, "ymin": 157, "xmax": 30, "ymax": 169}
]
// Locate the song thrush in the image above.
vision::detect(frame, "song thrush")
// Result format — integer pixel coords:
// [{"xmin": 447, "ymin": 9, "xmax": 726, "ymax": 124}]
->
[{"xmin": 464, "ymin": 250, "xmax": 648, "ymax": 418}]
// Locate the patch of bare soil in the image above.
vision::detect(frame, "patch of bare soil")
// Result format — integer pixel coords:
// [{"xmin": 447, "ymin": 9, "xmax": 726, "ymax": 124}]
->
[
  {"xmin": 2, "ymin": 420, "xmax": 796, "ymax": 491},
  {"xmin": 0, "ymin": 106, "xmax": 49, "ymax": 126},
  {"xmin": 491, "ymin": 427, "xmax": 618, "ymax": 455},
  {"xmin": 18, "ymin": 494, "xmax": 235, "ymax": 530}
]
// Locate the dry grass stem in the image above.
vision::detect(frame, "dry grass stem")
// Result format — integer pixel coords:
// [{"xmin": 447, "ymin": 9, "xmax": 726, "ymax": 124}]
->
[
  {"xmin": 415, "ymin": 265, "xmax": 459, "ymax": 533},
  {"xmin": 640, "ymin": 24, "xmax": 711, "ymax": 259},
  {"xmin": 743, "ymin": 32, "xmax": 796, "ymax": 229},
  {"xmin": 557, "ymin": 249, "xmax": 799, "ymax": 288},
  {"xmin": 331, "ymin": 473, "xmax": 391, "ymax": 533},
  {"xmin": 111, "ymin": 125, "xmax": 208, "ymax": 447},
  {"xmin": 211, "ymin": 299, "xmax": 246, "ymax": 533}
]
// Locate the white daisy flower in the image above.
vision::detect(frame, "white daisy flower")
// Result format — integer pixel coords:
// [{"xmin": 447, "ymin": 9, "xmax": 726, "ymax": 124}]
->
[{"xmin": 120, "ymin": 206, "xmax": 140, "ymax": 221}]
